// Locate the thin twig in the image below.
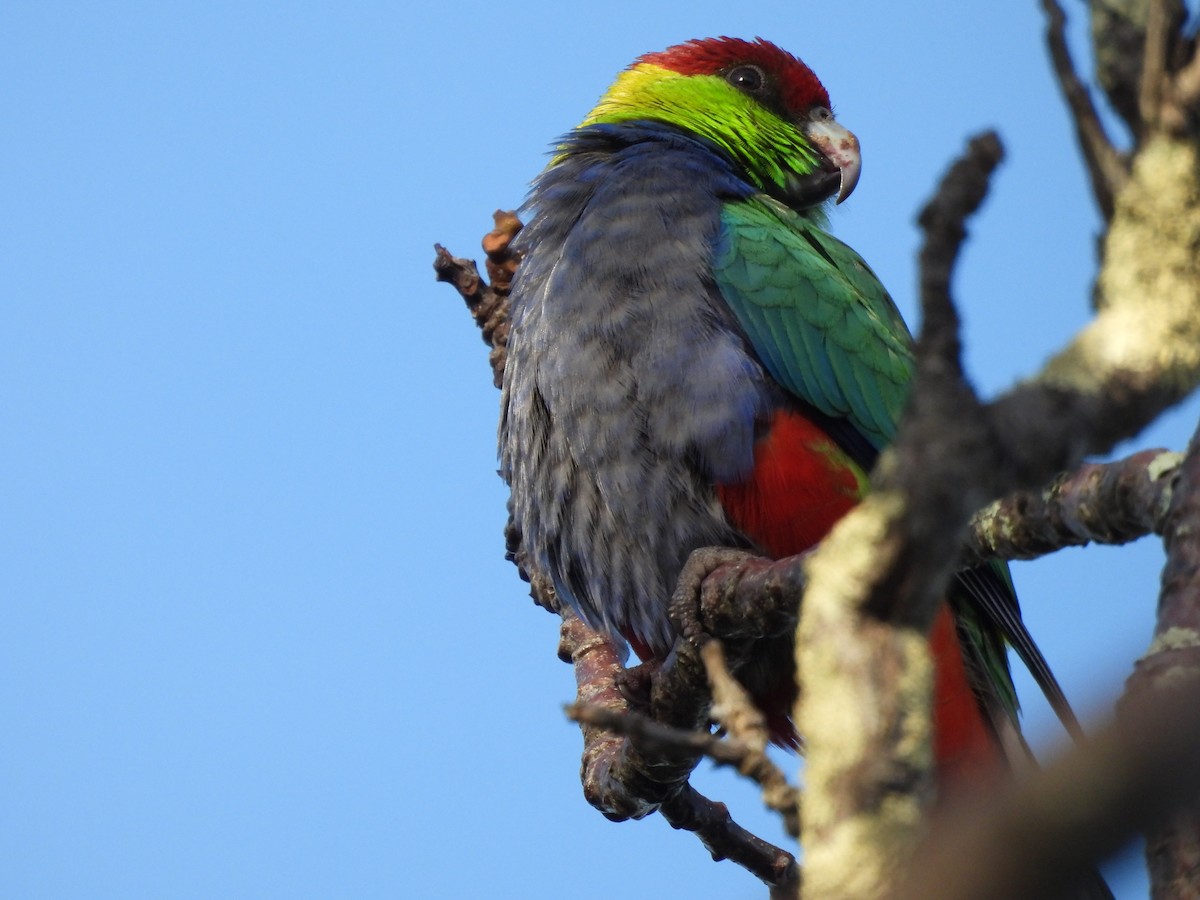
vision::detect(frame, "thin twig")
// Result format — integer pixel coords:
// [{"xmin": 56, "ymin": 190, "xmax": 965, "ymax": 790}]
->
[
  {"xmin": 1041, "ymin": 0, "xmax": 1128, "ymax": 218},
  {"xmin": 878, "ymin": 130, "xmax": 1006, "ymax": 625},
  {"xmin": 661, "ymin": 786, "xmax": 801, "ymax": 891},
  {"xmin": 701, "ymin": 641, "xmax": 801, "ymax": 837},
  {"xmin": 565, "ymin": 701, "xmax": 742, "ymax": 765},
  {"xmin": 1140, "ymin": 0, "xmax": 1171, "ymax": 130},
  {"xmin": 433, "ymin": 210, "xmax": 520, "ymax": 387}
]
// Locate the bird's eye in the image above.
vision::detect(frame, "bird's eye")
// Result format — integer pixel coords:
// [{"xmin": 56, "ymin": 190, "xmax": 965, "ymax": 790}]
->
[
  {"xmin": 810, "ymin": 106, "xmax": 833, "ymax": 122},
  {"xmin": 726, "ymin": 65, "xmax": 765, "ymax": 93}
]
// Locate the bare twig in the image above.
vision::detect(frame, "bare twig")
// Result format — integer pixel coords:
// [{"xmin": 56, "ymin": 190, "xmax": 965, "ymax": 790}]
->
[
  {"xmin": 916, "ymin": 131, "xmax": 1006, "ymax": 344},
  {"xmin": 433, "ymin": 210, "xmax": 520, "ymax": 387},
  {"xmin": 566, "ymin": 701, "xmax": 742, "ymax": 768},
  {"xmin": 660, "ymin": 786, "xmax": 801, "ymax": 891},
  {"xmin": 1041, "ymin": 0, "xmax": 1128, "ymax": 218},
  {"xmin": 702, "ymin": 640, "xmax": 769, "ymax": 753},
  {"xmin": 889, "ymin": 130, "xmax": 1008, "ymax": 621},
  {"xmin": 1140, "ymin": 0, "xmax": 1172, "ymax": 129},
  {"xmin": 701, "ymin": 641, "xmax": 801, "ymax": 837}
]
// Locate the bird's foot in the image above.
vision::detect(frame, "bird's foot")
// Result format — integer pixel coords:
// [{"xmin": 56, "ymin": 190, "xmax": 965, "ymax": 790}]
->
[
  {"xmin": 668, "ymin": 546, "xmax": 765, "ymax": 648},
  {"xmin": 615, "ymin": 658, "xmax": 661, "ymax": 713}
]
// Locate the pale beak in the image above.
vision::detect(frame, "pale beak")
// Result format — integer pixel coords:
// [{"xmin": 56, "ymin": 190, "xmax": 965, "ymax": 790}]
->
[{"xmin": 806, "ymin": 118, "xmax": 861, "ymax": 204}]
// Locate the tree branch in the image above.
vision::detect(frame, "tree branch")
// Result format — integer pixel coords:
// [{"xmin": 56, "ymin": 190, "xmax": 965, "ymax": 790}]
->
[
  {"xmin": 566, "ymin": 638, "xmax": 802, "ymax": 840},
  {"xmin": 433, "ymin": 209, "xmax": 520, "ymax": 387},
  {"xmin": 1043, "ymin": 0, "xmax": 1128, "ymax": 219},
  {"xmin": 1140, "ymin": 0, "xmax": 1173, "ymax": 128},
  {"xmin": 701, "ymin": 640, "xmax": 801, "ymax": 837},
  {"xmin": 661, "ymin": 786, "xmax": 801, "ymax": 893},
  {"xmin": 794, "ymin": 132, "xmax": 1005, "ymax": 900},
  {"xmin": 1124, "ymin": 416, "xmax": 1200, "ymax": 895},
  {"xmin": 795, "ymin": 114, "xmax": 1200, "ymax": 896},
  {"xmin": 896, "ymin": 415, "xmax": 1200, "ymax": 900},
  {"xmin": 967, "ymin": 447, "xmax": 1182, "ymax": 562}
]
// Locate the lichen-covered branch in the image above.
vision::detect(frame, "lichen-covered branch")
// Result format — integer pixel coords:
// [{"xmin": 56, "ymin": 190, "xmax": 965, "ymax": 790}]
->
[
  {"xmin": 1124, "ymin": 417, "xmax": 1200, "ymax": 896},
  {"xmin": 795, "ymin": 104, "xmax": 1200, "ymax": 894},
  {"xmin": 967, "ymin": 448, "xmax": 1182, "ymax": 562},
  {"xmin": 794, "ymin": 132, "xmax": 1005, "ymax": 900}
]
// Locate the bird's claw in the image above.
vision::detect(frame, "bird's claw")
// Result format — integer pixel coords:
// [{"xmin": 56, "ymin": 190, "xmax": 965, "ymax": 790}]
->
[{"xmin": 668, "ymin": 546, "xmax": 763, "ymax": 649}]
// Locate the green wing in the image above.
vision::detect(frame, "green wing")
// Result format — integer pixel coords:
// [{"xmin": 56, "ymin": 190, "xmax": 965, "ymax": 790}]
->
[
  {"xmin": 712, "ymin": 195, "xmax": 1085, "ymax": 733},
  {"xmin": 713, "ymin": 196, "xmax": 913, "ymax": 451}
]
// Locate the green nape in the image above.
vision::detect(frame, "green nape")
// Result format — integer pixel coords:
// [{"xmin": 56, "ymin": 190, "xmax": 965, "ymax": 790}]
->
[{"xmin": 573, "ymin": 62, "xmax": 824, "ymax": 200}]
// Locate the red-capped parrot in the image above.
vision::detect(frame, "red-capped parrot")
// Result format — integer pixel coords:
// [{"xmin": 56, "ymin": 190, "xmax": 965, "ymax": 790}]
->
[{"xmin": 499, "ymin": 36, "xmax": 1076, "ymax": 787}]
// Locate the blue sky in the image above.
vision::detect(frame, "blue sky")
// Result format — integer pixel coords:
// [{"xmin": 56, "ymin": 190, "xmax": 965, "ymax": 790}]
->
[{"xmin": 3, "ymin": 2, "xmax": 1190, "ymax": 897}]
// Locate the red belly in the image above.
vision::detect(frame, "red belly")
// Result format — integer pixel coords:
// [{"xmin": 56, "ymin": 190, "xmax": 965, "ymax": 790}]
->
[
  {"xmin": 715, "ymin": 409, "xmax": 866, "ymax": 559},
  {"xmin": 717, "ymin": 408, "xmax": 1001, "ymax": 778}
]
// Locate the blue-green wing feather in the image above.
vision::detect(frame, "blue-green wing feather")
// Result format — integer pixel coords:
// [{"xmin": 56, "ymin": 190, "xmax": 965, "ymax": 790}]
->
[
  {"xmin": 712, "ymin": 194, "xmax": 1082, "ymax": 732},
  {"xmin": 713, "ymin": 197, "xmax": 913, "ymax": 451}
]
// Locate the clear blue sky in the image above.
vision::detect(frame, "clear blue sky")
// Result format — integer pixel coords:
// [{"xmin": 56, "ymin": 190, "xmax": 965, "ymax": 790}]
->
[{"xmin": 3, "ymin": 3, "xmax": 1191, "ymax": 897}]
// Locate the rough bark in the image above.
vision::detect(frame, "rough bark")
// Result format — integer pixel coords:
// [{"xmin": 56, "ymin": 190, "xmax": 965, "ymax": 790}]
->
[
  {"xmin": 1127, "ymin": 418, "xmax": 1200, "ymax": 899},
  {"xmin": 967, "ymin": 449, "xmax": 1181, "ymax": 562}
]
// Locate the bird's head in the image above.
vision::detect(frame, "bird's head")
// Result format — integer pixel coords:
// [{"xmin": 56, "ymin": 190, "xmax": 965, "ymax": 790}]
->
[{"xmin": 580, "ymin": 37, "xmax": 861, "ymax": 209}]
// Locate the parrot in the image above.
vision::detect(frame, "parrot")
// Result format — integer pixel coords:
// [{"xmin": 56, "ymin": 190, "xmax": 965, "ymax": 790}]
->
[{"xmin": 498, "ymin": 36, "xmax": 1075, "ymax": 787}]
